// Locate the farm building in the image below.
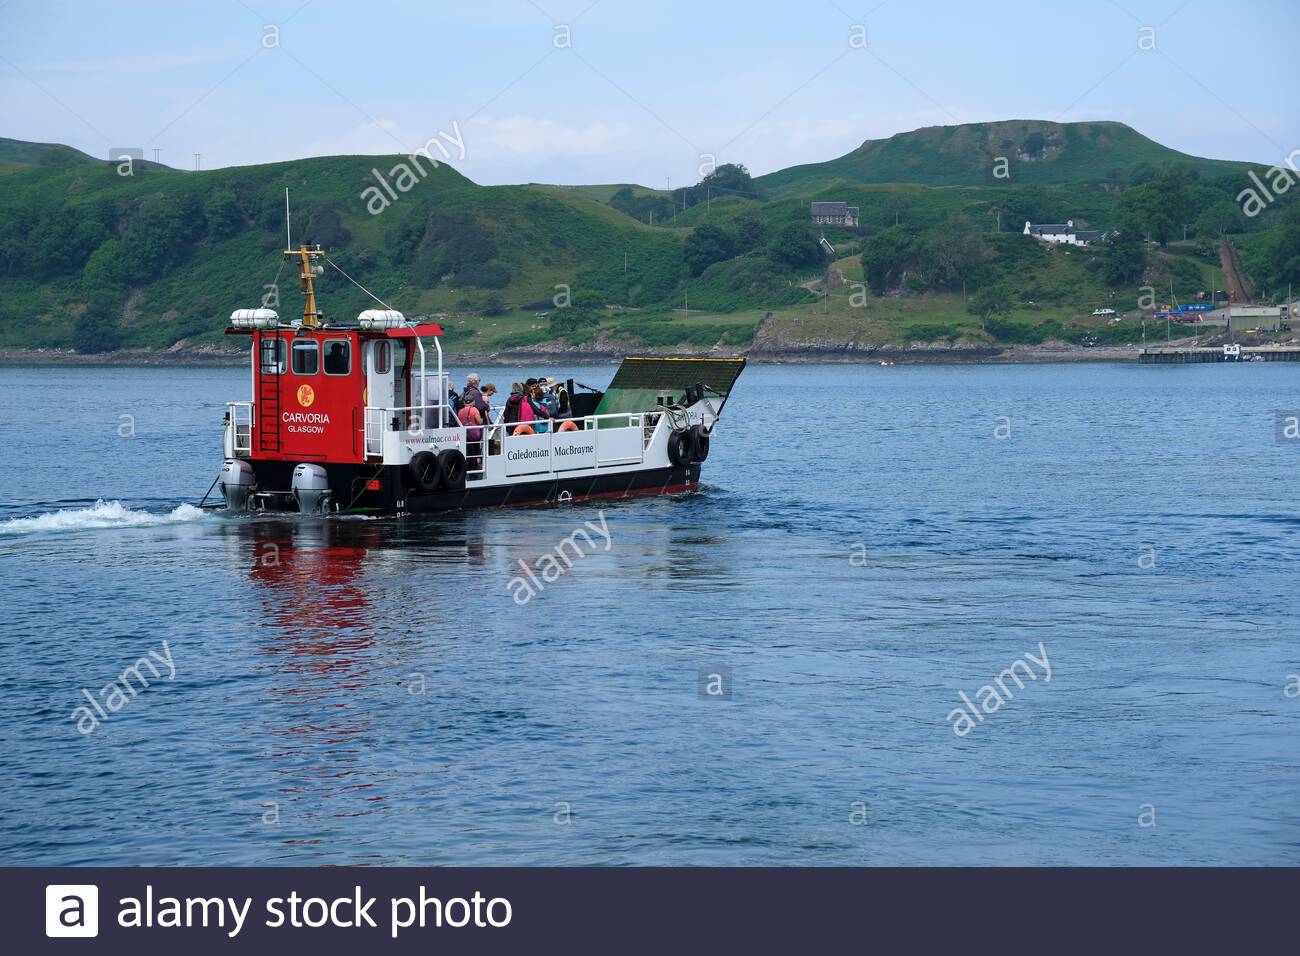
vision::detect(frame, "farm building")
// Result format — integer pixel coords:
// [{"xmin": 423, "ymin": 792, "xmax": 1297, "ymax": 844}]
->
[{"xmin": 1023, "ymin": 219, "xmax": 1105, "ymax": 246}]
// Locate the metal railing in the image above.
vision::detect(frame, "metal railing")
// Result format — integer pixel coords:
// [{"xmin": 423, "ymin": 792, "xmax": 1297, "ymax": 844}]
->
[{"xmin": 361, "ymin": 406, "xmax": 665, "ymax": 476}]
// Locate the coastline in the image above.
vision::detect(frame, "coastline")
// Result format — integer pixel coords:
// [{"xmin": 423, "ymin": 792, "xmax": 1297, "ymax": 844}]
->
[{"xmin": 0, "ymin": 342, "xmax": 1146, "ymax": 368}]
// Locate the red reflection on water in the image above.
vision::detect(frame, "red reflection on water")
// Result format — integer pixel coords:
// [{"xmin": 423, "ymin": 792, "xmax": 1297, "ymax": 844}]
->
[{"xmin": 235, "ymin": 522, "xmax": 391, "ymax": 825}]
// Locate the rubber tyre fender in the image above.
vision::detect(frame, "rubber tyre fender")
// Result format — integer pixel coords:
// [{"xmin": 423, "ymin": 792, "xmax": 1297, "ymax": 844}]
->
[
  {"xmin": 409, "ymin": 450, "xmax": 441, "ymax": 493},
  {"xmin": 437, "ymin": 448, "xmax": 467, "ymax": 491},
  {"xmin": 667, "ymin": 428, "xmax": 695, "ymax": 467},
  {"xmin": 690, "ymin": 424, "xmax": 710, "ymax": 463}
]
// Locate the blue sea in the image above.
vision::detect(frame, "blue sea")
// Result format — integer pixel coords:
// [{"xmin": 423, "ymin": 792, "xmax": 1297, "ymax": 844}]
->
[{"xmin": 1, "ymin": 361, "xmax": 1297, "ymax": 866}]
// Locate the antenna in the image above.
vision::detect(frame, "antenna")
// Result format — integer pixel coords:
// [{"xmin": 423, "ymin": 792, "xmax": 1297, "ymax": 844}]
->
[{"xmin": 284, "ymin": 187, "xmax": 292, "ymax": 250}]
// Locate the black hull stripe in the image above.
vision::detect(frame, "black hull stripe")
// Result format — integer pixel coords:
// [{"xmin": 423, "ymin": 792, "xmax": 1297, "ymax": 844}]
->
[{"xmin": 403, "ymin": 464, "xmax": 701, "ymax": 513}]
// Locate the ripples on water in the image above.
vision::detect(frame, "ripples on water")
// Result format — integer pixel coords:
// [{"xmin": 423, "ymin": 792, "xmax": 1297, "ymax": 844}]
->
[{"xmin": 0, "ymin": 363, "xmax": 1297, "ymax": 865}]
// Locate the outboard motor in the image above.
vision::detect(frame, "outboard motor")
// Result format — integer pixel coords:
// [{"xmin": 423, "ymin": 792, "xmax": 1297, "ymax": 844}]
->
[
  {"xmin": 218, "ymin": 459, "xmax": 256, "ymax": 511},
  {"xmin": 291, "ymin": 463, "xmax": 332, "ymax": 514}
]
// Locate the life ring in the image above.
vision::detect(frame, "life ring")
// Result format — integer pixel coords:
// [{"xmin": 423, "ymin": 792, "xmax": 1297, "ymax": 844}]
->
[
  {"xmin": 513, "ymin": 423, "xmax": 536, "ymax": 436},
  {"xmin": 437, "ymin": 448, "xmax": 467, "ymax": 491},
  {"xmin": 690, "ymin": 424, "xmax": 710, "ymax": 462},
  {"xmin": 667, "ymin": 428, "xmax": 695, "ymax": 466},
  {"xmin": 557, "ymin": 419, "xmax": 579, "ymax": 432},
  {"xmin": 408, "ymin": 450, "xmax": 440, "ymax": 493}
]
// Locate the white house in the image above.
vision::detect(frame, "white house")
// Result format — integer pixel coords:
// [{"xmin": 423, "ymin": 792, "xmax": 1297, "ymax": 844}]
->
[{"xmin": 1023, "ymin": 219, "xmax": 1104, "ymax": 247}]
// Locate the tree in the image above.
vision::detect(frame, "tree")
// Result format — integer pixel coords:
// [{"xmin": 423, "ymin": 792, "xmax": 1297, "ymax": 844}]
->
[
  {"xmin": 734, "ymin": 213, "xmax": 768, "ymax": 251},
  {"xmin": 967, "ymin": 283, "xmax": 1011, "ymax": 332},
  {"xmin": 673, "ymin": 163, "xmax": 763, "ymax": 209},
  {"xmin": 998, "ymin": 184, "xmax": 1058, "ymax": 230},
  {"xmin": 549, "ymin": 307, "xmax": 600, "ymax": 336},
  {"xmin": 83, "ymin": 239, "xmax": 129, "ymax": 292},
  {"xmin": 683, "ymin": 223, "xmax": 737, "ymax": 276},
  {"xmin": 924, "ymin": 216, "xmax": 987, "ymax": 288},
  {"xmin": 119, "ymin": 197, "xmax": 194, "ymax": 283},
  {"xmin": 1195, "ymin": 200, "xmax": 1243, "ymax": 240},
  {"xmin": 481, "ymin": 293, "xmax": 506, "ymax": 316},
  {"xmin": 1256, "ymin": 206, "xmax": 1300, "ymax": 291},
  {"xmin": 860, "ymin": 225, "xmax": 916, "ymax": 292},
  {"xmin": 72, "ymin": 298, "xmax": 122, "ymax": 354},
  {"xmin": 767, "ymin": 222, "xmax": 822, "ymax": 269},
  {"xmin": 1100, "ymin": 230, "xmax": 1146, "ymax": 285},
  {"xmin": 1118, "ymin": 165, "xmax": 1194, "ymax": 245}
]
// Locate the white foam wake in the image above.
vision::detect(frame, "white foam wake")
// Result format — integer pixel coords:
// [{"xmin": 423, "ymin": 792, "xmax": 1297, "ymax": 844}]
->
[{"xmin": 0, "ymin": 499, "xmax": 208, "ymax": 536}]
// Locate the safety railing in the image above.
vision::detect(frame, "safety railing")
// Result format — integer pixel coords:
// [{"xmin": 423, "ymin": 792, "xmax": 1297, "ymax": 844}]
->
[
  {"xmin": 228, "ymin": 402, "xmax": 254, "ymax": 456},
  {"xmin": 362, "ymin": 405, "xmax": 665, "ymax": 477}
]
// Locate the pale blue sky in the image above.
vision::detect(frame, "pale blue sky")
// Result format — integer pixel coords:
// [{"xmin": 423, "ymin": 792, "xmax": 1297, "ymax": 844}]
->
[{"xmin": 1, "ymin": 0, "xmax": 1295, "ymax": 185}]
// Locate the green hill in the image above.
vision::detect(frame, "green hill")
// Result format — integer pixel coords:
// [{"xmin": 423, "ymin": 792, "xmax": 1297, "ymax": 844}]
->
[
  {"xmin": 756, "ymin": 120, "xmax": 1251, "ymax": 196},
  {"xmin": 0, "ymin": 120, "xmax": 1294, "ymax": 357},
  {"xmin": 0, "ymin": 136, "xmax": 100, "ymax": 170}
]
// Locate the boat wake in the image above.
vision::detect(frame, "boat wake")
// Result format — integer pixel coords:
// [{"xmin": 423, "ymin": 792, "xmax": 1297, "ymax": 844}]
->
[{"xmin": 0, "ymin": 499, "xmax": 209, "ymax": 537}]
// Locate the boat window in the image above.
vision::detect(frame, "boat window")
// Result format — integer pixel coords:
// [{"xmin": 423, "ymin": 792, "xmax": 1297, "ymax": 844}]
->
[
  {"xmin": 291, "ymin": 340, "xmax": 319, "ymax": 375},
  {"xmin": 371, "ymin": 340, "xmax": 391, "ymax": 374},
  {"xmin": 323, "ymin": 339, "xmax": 351, "ymax": 376},
  {"xmin": 259, "ymin": 337, "xmax": 286, "ymax": 374}
]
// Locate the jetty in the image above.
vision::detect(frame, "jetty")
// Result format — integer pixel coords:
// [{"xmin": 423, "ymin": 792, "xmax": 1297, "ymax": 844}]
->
[{"xmin": 1139, "ymin": 344, "xmax": 1300, "ymax": 364}]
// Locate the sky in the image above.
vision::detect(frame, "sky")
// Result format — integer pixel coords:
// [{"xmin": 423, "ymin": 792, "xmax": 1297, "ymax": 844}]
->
[{"xmin": 1, "ymin": 0, "xmax": 1296, "ymax": 186}]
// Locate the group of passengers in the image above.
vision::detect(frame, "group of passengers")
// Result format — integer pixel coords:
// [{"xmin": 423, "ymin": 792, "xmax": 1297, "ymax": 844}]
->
[
  {"xmin": 501, "ymin": 377, "xmax": 576, "ymax": 436},
  {"xmin": 448, "ymin": 373, "xmax": 580, "ymax": 469}
]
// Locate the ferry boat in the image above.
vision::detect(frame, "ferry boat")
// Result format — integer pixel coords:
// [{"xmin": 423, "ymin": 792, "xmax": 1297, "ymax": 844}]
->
[{"xmin": 215, "ymin": 238, "xmax": 746, "ymax": 515}]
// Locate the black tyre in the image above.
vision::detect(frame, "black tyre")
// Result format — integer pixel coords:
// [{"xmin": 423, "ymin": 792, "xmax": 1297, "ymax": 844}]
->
[
  {"xmin": 437, "ymin": 448, "xmax": 467, "ymax": 490},
  {"xmin": 668, "ymin": 429, "xmax": 694, "ymax": 466},
  {"xmin": 690, "ymin": 424, "xmax": 710, "ymax": 462},
  {"xmin": 409, "ymin": 451, "xmax": 440, "ymax": 493}
]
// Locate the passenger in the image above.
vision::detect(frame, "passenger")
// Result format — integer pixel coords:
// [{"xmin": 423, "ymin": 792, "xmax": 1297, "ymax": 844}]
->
[
  {"xmin": 458, "ymin": 401, "xmax": 483, "ymax": 470},
  {"xmin": 542, "ymin": 378, "xmax": 561, "ymax": 416},
  {"xmin": 462, "ymin": 373, "xmax": 489, "ymax": 423},
  {"xmin": 529, "ymin": 383, "xmax": 552, "ymax": 433},
  {"xmin": 502, "ymin": 383, "xmax": 522, "ymax": 424},
  {"xmin": 504, "ymin": 383, "xmax": 535, "ymax": 427},
  {"xmin": 549, "ymin": 377, "xmax": 572, "ymax": 418},
  {"xmin": 482, "ymin": 383, "xmax": 500, "ymax": 454}
]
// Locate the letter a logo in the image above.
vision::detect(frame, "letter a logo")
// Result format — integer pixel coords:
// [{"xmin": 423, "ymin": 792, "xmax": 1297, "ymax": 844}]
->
[{"xmin": 46, "ymin": 885, "xmax": 99, "ymax": 937}]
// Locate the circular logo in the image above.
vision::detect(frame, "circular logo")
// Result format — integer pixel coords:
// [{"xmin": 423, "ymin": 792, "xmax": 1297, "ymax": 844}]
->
[{"xmin": 296, "ymin": 384, "xmax": 315, "ymax": 408}]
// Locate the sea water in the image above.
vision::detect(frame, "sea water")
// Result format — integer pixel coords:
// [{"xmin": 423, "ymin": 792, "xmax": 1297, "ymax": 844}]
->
[{"xmin": 1, "ymin": 362, "xmax": 1297, "ymax": 865}]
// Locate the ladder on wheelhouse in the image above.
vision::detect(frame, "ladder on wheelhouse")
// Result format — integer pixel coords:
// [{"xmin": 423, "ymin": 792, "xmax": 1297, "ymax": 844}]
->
[{"xmin": 257, "ymin": 348, "xmax": 281, "ymax": 453}]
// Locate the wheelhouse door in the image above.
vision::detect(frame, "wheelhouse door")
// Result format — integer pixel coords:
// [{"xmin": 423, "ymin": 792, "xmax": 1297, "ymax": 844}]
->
[{"xmin": 364, "ymin": 338, "xmax": 407, "ymax": 456}]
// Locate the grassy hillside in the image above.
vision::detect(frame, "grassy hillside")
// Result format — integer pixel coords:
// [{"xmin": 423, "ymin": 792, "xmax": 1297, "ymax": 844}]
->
[
  {"xmin": 0, "ymin": 120, "xmax": 1294, "ymax": 357},
  {"xmin": 756, "ymin": 120, "xmax": 1251, "ymax": 197}
]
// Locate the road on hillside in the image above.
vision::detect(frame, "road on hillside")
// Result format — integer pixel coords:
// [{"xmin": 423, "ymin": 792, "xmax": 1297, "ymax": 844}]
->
[{"xmin": 1218, "ymin": 242, "xmax": 1254, "ymax": 304}]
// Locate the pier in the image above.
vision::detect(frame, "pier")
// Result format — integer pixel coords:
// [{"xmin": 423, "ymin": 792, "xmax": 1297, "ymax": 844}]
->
[{"xmin": 1139, "ymin": 345, "xmax": 1300, "ymax": 364}]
